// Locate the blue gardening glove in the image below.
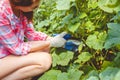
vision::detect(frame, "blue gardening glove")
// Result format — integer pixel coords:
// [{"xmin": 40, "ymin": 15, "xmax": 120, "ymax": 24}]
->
[
  {"xmin": 49, "ymin": 32, "xmax": 67, "ymax": 47},
  {"xmin": 64, "ymin": 39, "xmax": 81, "ymax": 52}
]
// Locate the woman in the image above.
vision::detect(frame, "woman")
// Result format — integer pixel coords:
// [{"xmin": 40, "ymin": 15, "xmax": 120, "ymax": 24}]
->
[{"xmin": 0, "ymin": 0, "xmax": 66, "ymax": 80}]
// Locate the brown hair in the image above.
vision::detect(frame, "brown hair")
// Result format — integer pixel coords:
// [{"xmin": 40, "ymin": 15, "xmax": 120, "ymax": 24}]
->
[{"xmin": 10, "ymin": 0, "xmax": 35, "ymax": 21}]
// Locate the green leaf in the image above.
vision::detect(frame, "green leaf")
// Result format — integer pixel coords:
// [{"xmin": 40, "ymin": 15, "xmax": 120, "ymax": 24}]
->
[
  {"xmin": 114, "ymin": 52, "xmax": 120, "ymax": 67},
  {"xmin": 104, "ymin": 23, "xmax": 120, "ymax": 49},
  {"xmin": 111, "ymin": 11, "xmax": 120, "ymax": 21},
  {"xmin": 86, "ymin": 32, "xmax": 107, "ymax": 50},
  {"xmin": 75, "ymin": 52, "xmax": 92, "ymax": 64},
  {"xmin": 99, "ymin": 67, "xmax": 119, "ymax": 80},
  {"xmin": 86, "ymin": 35, "xmax": 97, "ymax": 49},
  {"xmin": 39, "ymin": 69, "xmax": 83, "ymax": 80},
  {"xmin": 58, "ymin": 51, "xmax": 74, "ymax": 66},
  {"xmin": 68, "ymin": 69, "xmax": 83, "ymax": 80},
  {"xmin": 38, "ymin": 70, "xmax": 61, "ymax": 80},
  {"xmin": 88, "ymin": 0, "xmax": 98, "ymax": 9},
  {"xmin": 36, "ymin": 20, "xmax": 50, "ymax": 28},
  {"xmin": 68, "ymin": 23, "xmax": 80, "ymax": 33},
  {"xmin": 62, "ymin": 14, "xmax": 73, "ymax": 24},
  {"xmin": 98, "ymin": 0, "xmax": 120, "ymax": 13},
  {"xmin": 57, "ymin": 69, "xmax": 83, "ymax": 80},
  {"xmin": 86, "ymin": 76, "xmax": 99, "ymax": 80},
  {"xmin": 79, "ymin": 12, "xmax": 87, "ymax": 19},
  {"xmin": 52, "ymin": 52, "xmax": 60, "ymax": 67},
  {"xmin": 70, "ymin": 0, "xmax": 75, "ymax": 2},
  {"xmin": 78, "ymin": 42, "xmax": 84, "ymax": 53},
  {"xmin": 56, "ymin": 0, "xmax": 70, "ymax": 10},
  {"xmin": 87, "ymin": 70, "xmax": 99, "ymax": 78},
  {"xmin": 82, "ymin": 70, "xmax": 99, "ymax": 80},
  {"xmin": 57, "ymin": 73, "xmax": 69, "ymax": 80},
  {"xmin": 85, "ymin": 21, "xmax": 96, "ymax": 32},
  {"xmin": 101, "ymin": 61, "xmax": 113, "ymax": 70},
  {"xmin": 114, "ymin": 70, "xmax": 120, "ymax": 80},
  {"xmin": 52, "ymin": 51, "xmax": 74, "ymax": 67}
]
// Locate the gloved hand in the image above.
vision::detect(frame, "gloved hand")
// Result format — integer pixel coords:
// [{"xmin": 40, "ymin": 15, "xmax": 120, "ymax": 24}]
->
[{"xmin": 48, "ymin": 32, "xmax": 67, "ymax": 47}]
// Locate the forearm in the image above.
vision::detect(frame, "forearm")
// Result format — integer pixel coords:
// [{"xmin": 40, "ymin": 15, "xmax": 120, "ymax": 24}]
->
[
  {"xmin": 26, "ymin": 32, "xmax": 67, "ymax": 52},
  {"xmin": 27, "ymin": 41, "xmax": 50, "ymax": 52}
]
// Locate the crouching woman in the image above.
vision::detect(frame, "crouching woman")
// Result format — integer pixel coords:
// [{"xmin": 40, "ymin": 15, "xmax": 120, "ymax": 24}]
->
[{"xmin": 0, "ymin": 0, "xmax": 66, "ymax": 80}]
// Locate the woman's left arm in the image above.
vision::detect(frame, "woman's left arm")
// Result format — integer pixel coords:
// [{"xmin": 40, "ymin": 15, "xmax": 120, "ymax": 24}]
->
[{"xmin": 24, "ymin": 22, "xmax": 67, "ymax": 48}]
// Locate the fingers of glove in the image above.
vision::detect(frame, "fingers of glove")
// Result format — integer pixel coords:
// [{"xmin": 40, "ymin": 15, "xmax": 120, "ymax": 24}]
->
[
  {"xmin": 56, "ymin": 32, "xmax": 67, "ymax": 37},
  {"xmin": 50, "ymin": 37, "xmax": 66, "ymax": 47},
  {"xmin": 51, "ymin": 41, "xmax": 65, "ymax": 47},
  {"xmin": 53, "ymin": 38, "xmax": 66, "ymax": 47}
]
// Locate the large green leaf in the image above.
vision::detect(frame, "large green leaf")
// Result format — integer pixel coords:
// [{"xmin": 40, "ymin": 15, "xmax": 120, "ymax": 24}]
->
[
  {"xmin": 86, "ymin": 76, "xmax": 99, "ymax": 80},
  {"xmin": 75, "ymin": 52, "xmax": 92, "ymax": 64},
  {"xmin": 68, "ymin": 69, "xmax": 83, "ymax": 80},
  {"xmin": 52, "ymin": 51, "xmax": 74, "ymax": 67},
  {"xmin": 101, "ymin": 61, "xmax": 113, "ymax": 70},
  {"xmin": 39, "ymin": 69, "xmax": 83, "ymax": 80},
  {"xmin": 52, "ymin": 52, "xmax": 60, "ymax": 67},
  {"xmin": 56, "ymin": 0, "xmax": 70, "ymax": 10},
  {"xmin": 85, "ymin": 21, "xmax": 95, "ymax": 32},
  {"xmin": 58, "ymin": 51, "xmax": 74, "ymax": 66},
  {"xmin": 114, "ymin": 52, "xmax": 120, "ymax": 67},
  {"xmin": 38, "ymin": 70, "xmax": 61, "ymax": 80},
  {"xmin": 82, "ymin": 70, "xmax": 99, "ymax": 80},
  {"xmin": 86, "ymin": 32, "xmax": 107, "ymax": 50},
  {"xmin": 62, "ymin": 14, "xmax": 73, "ymax": 24},
  {"xmin": 99, "ymin": 67, "xmax": 119, "ymax": 80},
  {"xmin": 88, "ymin": 0, "xmax": 98, "ymax": 9},
  {"xmin": 57, "ymin": 69, "xmax": 83, "ymax": 80},
  {"xmin": 57, "ymin": 73, "xmax": 69, "ymax": 80},
  {"xmin": 87, "ymin": 70, "xmax": 99, "ymax": 78},
  {"xmin": 36, "ymin": 20, "xmax": 50, "ymax": 28},
  {"xmin": 68, "ymin": 23, "xmax": 80, "ymax": 33},
  {"xmin": 111, "ymin": 11, "xmax": 120, "ymax": 21},
  {"xmin": 79, "ymin": 12, "xmax": 87, "ymax": 19},
  {"xmin": 98, "ymin": 0, "xmax": 120, "ymax": 13},
  {"xmin": 114, "ymin": 70, "xmax": 120, "ymax": 80},
  {"xmin": 104, "ymin": 23, "xmax": 120, "ymax": 49}
]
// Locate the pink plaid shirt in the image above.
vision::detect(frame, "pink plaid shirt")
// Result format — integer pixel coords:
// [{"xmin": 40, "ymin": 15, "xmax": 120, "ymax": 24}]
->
[{"xmin": 0, "ymin": 0, "xmax": 48, "ymax": 58}]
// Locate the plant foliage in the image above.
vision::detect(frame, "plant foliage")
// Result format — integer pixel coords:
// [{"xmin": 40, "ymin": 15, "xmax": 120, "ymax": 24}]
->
[{"xmin": 33, "ymin": 0, "xmax": 120, "ymax": 80}]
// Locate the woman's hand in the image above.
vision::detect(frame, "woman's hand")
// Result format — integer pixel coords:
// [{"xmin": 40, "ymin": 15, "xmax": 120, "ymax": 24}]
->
[{"xmin": 47, "ymin": 32, "xmax": 67, "ymax": 47}]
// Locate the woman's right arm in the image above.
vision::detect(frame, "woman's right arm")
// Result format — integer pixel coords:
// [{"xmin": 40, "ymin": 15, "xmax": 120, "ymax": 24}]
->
[{"xmin": 27, "ymin": 41, "xmax": 50, "ymax": 52}]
